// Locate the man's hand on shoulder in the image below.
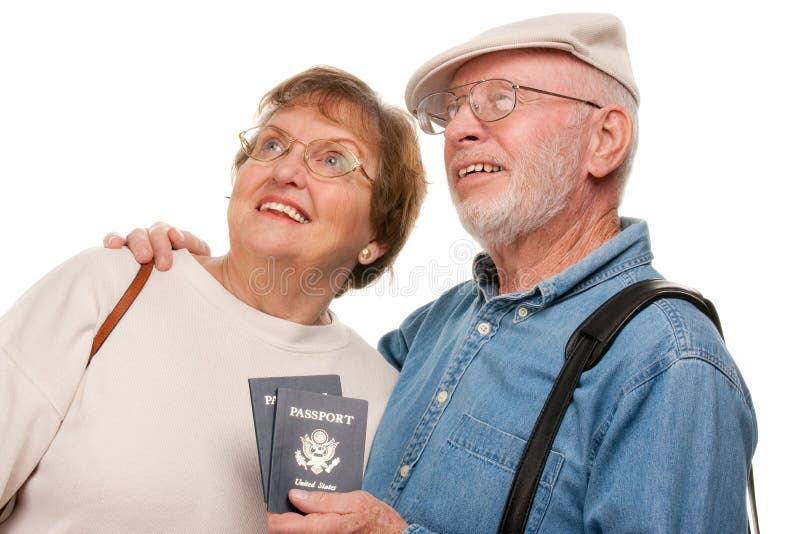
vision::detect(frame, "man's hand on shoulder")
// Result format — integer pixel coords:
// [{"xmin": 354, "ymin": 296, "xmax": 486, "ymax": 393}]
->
[
  {"xmin": 268, "ymin": 489, "xmax": 408, "ymax": 534},
  {"xmin": 103, "ymin": 222, "xmax": 211, "ymax": 271}
]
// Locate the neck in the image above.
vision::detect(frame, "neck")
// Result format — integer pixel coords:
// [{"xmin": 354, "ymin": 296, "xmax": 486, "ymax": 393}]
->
[
  {"xmin": 486, "ymin": 208, "xmax": 620, "ymax": 295},
  {"xmin": 198, "ymin": 253, "xmax": 334, "ymax": 326}
]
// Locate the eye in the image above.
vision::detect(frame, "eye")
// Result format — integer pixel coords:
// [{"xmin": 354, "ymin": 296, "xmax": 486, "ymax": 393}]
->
[
  {"xmin": 445, "ymin": 99, "xmax": 461, "ymax": 119},
  {"xmin": 258, "ymin": 136, "xmax": 286, "ymax": 156},
  {"xmin": 320, "ymin": 151, "xmax": 346, "ymax": 171},
  {"xmin": 489, "ymin": 91, "xmax": 515, "ymax": 113},
  {"xmin": 307, "ymin": 141, "xmax": 356, "ymax": 176}
]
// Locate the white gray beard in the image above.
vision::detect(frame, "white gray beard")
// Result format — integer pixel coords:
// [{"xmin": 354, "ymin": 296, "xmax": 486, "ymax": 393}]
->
[{"xmin": 452, "ymin": 132, "xmax": 581, "ymax": 248}]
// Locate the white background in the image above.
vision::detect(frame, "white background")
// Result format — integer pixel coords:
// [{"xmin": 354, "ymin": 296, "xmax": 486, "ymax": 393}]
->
[{"xmin": 0, "ymin": 1, "xmax": 795, "ymax": 530}]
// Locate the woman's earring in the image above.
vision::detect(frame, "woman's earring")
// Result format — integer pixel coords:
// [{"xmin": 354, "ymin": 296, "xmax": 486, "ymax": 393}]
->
[{"xmin": 360, "ymin": 248, "xmax": 372, "ymax": 261}]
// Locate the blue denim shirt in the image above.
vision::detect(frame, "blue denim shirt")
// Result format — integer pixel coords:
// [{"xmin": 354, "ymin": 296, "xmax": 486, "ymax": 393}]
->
[{"xmin": 364, "ymin": 219, "xmax": 757, "ymax": 533}]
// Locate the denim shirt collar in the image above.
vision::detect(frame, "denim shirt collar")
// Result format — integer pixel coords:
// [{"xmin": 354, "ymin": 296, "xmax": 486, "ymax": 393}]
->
[{"xmin": 472, "ymin": 218, "xmax": 654, "ymax": 306}]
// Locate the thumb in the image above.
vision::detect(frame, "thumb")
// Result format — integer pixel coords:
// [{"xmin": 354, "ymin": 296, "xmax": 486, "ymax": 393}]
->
[
  {"xmin": 166, "ymin": 228, "xmax": 211, "ymax": 256},
  {"xmin": 287, "ymin": 489, "xmax": 354, "ymax": 514}
]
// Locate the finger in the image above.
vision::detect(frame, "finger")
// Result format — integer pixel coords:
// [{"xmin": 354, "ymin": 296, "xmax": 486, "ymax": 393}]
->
[
  {"xmin": 125, "ymin": 228, "xmax": 155, "ymax": 265},
  {"xmin": 288, "ymin": 490, "xmax": 407, "ymax": 533},
  {"xmin": 167, "ymin": 228, "xmax": 211, "ymax": 256},
  {"xmin": 147, "ymin": 222, "xmax": 178, "ymax": 271},
  {"xmin": 103, "ymin": 232, "xmax": 125, "ymax": 249},
  {"xmin": 288, "ymin": 489, "xmax": 366, "ymax": 515},
  {"xmin": 268, "ymin": 511, "xmax": 342, "ymax": 534}
]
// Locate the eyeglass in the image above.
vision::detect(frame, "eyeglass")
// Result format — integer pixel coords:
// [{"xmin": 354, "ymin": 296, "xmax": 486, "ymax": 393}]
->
[
  {"xmin": 415, "ymin": 78, "xmax": 602, "ymax": 135},
  {"xmin": 238, "ymin": 125, "xmax": 374, "ymax": 184}
]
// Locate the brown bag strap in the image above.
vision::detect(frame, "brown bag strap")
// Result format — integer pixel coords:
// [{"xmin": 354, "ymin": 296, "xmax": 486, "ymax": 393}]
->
[
  {"xmin": 89, "ymin": 261, "xmax": 154, "ymax": 363},
  {"xmin": 0, "ymin": 261, "xmax": 155, "ymax": 522}
]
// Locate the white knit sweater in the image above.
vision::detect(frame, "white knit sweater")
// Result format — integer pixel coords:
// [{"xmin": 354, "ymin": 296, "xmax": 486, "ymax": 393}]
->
[{"xmin": 0, "ymin": 248, "xmax": 397, "ymax": 533}]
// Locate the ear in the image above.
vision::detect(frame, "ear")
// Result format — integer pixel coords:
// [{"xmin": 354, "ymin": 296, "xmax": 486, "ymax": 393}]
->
[
  {"xmin": 586, "ymin": 105, "xmax": 633, "ymax": 179},
  {"xmin": 357, "ymin": 240, "xmax": 388, "ymax": 266}
]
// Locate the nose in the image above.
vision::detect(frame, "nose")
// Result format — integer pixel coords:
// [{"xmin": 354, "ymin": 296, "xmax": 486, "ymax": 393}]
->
[
  {"xmin": 443, "ymin": 98, "xmax": 485, "ymax": 145},
  {"xmin": 270, "ymin": 143, "xmax": 309, "ymax": 188}
]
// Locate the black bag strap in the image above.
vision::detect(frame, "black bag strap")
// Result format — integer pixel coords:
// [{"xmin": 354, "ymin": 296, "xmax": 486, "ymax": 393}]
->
[{"xmin": 498, "ymin": 279, "xmax": 759, "ymax": 533}]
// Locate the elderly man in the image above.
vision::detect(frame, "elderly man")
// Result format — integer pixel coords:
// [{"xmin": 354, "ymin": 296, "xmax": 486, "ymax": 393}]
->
[{"xmin": 109, "ymin": 13, "xmax": 756, "ymax": 533}]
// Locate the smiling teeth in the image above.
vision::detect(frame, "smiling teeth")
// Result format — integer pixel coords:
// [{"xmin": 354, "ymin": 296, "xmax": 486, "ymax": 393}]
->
[
  {"xmin": 459, "ymin": 163, "xmax": 503, "ymax": 178},
  {"xmin": 259, "ymin": 201, "xmax": 309, "ymax": 224}
]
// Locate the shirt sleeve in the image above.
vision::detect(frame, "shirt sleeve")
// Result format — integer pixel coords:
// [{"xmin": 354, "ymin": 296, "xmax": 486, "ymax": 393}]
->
[
  {"xmin": 0, "ymin": 343, "xmax": 64, "ymax": 514},
  {"xmin": 377, "ymin": 301, "xmax": 436, "ymax": 370},
  {"xmin": 0, "ymin": 248, "xmax": 138, "ymax": 513},
  {"xmin": 584, "ymin": 356, "xmax": 757, "ymax": 533}
]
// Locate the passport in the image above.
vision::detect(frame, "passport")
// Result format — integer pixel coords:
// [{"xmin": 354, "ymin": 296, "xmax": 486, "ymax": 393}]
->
[
  {"xmin": 268, "ymin": 387, "xmax": 368, "ymax": 513},
  {"xmin": 247, "ymin": 375, "xmax": 342, "ymax": 502}
]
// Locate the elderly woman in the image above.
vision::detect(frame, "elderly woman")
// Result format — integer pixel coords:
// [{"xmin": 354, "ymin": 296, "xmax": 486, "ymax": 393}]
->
[{"xmin": 0, "ymin": 66, "xmax": 426, "ymax": 532}]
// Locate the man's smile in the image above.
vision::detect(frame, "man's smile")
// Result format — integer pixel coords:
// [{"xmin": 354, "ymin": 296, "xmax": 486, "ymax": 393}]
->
[{"xmin": 458, "ymin": 162, "xmax": 504, "ymax": 178}]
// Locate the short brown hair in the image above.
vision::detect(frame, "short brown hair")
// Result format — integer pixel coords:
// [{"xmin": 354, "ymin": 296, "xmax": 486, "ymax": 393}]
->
[{"xmin": 232, "ymin": 66, "xmax": 427, "ymax": 294}]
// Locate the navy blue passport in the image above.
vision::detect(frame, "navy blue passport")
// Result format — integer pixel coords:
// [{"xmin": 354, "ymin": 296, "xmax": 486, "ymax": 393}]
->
[
  {"xmin": 268, "ymin": 387, "xmax": 368, "ymax": 513},
  {"xmin": 248, "ymin": 375, "xmax": 342, "ymax": 502}
]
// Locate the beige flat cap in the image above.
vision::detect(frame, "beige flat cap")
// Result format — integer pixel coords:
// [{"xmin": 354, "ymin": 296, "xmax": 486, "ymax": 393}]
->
[{"xmin": 405, "ymin": 13, "xmax": 639, "ymax": 114}]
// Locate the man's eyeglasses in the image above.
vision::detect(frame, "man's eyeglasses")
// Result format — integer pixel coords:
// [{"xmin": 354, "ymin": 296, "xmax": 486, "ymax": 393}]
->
[
  {"xmin": 239, "ymin": 125, "xmax": 374, "ymax": 184},
  {"xmin": 415, "ymin": 78, "xmax": 602, "ymax": 135}
]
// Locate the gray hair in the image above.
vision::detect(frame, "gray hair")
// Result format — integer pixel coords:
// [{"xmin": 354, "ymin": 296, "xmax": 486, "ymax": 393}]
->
[{"xmin": 566, "ymin": 59, "xmax": 639, "ymax": 203}]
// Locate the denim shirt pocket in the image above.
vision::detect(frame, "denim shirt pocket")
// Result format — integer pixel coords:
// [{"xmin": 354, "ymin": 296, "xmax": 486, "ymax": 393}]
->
[{"xmin": 406, "ymin": 413, "xmax": 565, "ymax": 534}]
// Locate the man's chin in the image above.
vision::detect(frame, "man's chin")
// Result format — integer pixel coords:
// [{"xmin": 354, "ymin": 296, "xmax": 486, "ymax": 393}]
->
[{"xmin": 456, "ymin": 207, "xmax": 515, "ymax": 249}]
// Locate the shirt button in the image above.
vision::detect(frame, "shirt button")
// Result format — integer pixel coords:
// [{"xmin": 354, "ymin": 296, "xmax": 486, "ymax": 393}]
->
[
  {"xmin": 436, "ymin": 390, "xmax": 449, "ymax": 404},
  {"xmin": 399, "ymin": 465, "xmax": 411, "ymax": 478},
  {"xmin": 517, "ymin": 307, "xmax": 528, "ymax": 317},
  {"xmin": 477, "ymin": 322, "xmax": 491, "ymax": 335}
]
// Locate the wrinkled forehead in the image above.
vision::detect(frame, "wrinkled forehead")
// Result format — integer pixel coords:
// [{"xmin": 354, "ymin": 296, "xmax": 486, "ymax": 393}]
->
[
  {"xmin": 261, "ymin": 93, "xmax": 378, "ymax": 151},
  {"xmin": 449, "ymin": 49, "xmax": 584, "ymax": 89}
]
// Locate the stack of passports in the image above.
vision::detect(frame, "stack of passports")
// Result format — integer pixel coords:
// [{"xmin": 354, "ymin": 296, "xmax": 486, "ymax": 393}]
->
[{"xmin": 247, "ymin": 375, "xmax": 368, "ymax": 513}]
